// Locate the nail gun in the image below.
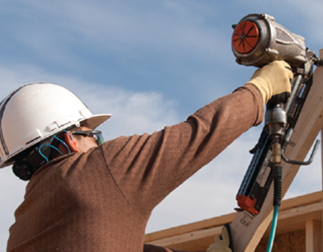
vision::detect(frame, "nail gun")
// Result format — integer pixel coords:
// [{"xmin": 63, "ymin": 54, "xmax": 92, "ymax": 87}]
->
[{"xmin": 232, "ymin": 13, "xmax": 322, "ymax": 215}]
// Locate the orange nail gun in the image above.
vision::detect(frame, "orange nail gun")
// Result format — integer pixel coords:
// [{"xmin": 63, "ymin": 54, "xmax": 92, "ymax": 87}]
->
[{"xmin": 232, "ymin": 13, "xmax": 322, "ymax": 215}]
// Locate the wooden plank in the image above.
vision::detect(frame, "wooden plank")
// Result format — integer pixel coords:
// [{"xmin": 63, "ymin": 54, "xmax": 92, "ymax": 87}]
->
[
  {"xmin": 306, "ymin": 220, "xmax": 322, "ymax": 252},
  {"xmin": 279, "ymin": 191, "xmax": 321, "ymax": 211},
  {"xmin": 145, "ymin": 191, "xmax": 322, "ymax": 243},
  {"xmin": 145, "ymin": 192, "xmax": 322, "ymax": 250},
  {"xmin": 230, "ymin": 51, "xmax": 323, "ymax": 252},
  {"xmin": 147, "ymin": 226, "xmax": 222, "ymax": 251},
  {"xmin": 145, "ymin": 201, "xmax": 321, "ymax": 251},
  {"xmin": 144, "ymin": 213, "xmax": 236, "ymax": 243},
  {"xmin": 265, "ymin": 202, "xmax": 322, "ymax": 236}
]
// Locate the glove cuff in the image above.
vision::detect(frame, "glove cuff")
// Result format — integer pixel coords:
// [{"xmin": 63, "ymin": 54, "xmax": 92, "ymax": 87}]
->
[{"xmin": 245, "ymin": 77, "xmax": 271, "ymax": 104}]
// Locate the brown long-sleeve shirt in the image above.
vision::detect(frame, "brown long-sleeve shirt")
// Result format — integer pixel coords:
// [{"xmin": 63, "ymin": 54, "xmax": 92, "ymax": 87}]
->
[{"xmin": 7, "ymin": 85, "xmax": 263, "ymax": 252}]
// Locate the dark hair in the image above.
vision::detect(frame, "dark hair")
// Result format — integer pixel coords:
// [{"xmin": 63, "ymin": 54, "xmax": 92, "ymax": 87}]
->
[
  {"xmin": 12, "ymin": 142, "xmax": 49, "ymax": 181},
  {"xmin": 11, "ymin": 125, "xmax": 82, "ymax": 180},
  {"xmin": 11, "ymin": 129, "xmax": 67, "ymax": 180}
]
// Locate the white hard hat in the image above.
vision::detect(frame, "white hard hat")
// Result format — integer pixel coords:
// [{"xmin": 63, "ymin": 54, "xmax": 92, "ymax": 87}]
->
[{"xmin": 0, "ymin": 83, "xmax": 112, "ymax": 168}]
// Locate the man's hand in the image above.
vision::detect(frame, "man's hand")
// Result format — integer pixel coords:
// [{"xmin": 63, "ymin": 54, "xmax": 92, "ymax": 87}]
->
[
  {"xmin": 246, "ymin": 60, "xmax": 293, "ymax": 104},
  {"xmin": 207, "ymin": 224, "xmax": 232, "ymax": 252}
]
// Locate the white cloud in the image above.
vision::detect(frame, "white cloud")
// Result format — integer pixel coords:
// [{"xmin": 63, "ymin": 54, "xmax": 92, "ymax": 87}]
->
[
  {"xmin": 62, "ymin": 0, "xmax": 224, "ymax": 55},
  {"xmin": 4, "ymin": 0, "xmax": 227, "ymax": 66}
]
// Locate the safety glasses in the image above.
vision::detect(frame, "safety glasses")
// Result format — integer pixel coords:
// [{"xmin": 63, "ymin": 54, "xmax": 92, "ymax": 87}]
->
[{"xmin": 70, "ymin": 130, "xmax": 104, "ymax": 146}]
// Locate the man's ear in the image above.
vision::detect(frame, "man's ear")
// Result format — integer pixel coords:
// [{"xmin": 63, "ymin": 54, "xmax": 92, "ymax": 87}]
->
[{"xmin": 63, "ymin": 131, "xmax": 79, "ymax": 153}]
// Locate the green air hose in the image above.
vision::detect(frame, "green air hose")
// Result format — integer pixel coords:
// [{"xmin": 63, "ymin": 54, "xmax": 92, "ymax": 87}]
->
[
  {"xmin": 266, "ymin": 205, "xmax": 280, "ymax": 252},
  {"xmin": 266, "ymin": 165, "xmax": 282, "ymax": 252}
]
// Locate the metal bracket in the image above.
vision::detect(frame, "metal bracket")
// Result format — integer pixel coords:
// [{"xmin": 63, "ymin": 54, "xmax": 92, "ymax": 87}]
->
[{"xmin": 282, "ymin": 139, "xmax": 320, "ymax": 165}]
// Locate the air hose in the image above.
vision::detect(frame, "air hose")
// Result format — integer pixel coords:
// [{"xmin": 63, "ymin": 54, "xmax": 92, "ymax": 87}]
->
[{"xmin": 266, "ymin": 165, "xmax": 282, "ymax": 252}]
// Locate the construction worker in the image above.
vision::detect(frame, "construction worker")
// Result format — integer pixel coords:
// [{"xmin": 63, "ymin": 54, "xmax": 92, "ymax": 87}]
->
[{"xmin": 1, "ymin": 61, "xmax": 292, "ymax": 252}]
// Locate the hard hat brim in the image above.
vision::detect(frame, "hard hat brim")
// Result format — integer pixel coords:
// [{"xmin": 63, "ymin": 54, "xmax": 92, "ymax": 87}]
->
[{"xmin": 81, "ymin": 113, "xmax": 112, "ymax": 130}]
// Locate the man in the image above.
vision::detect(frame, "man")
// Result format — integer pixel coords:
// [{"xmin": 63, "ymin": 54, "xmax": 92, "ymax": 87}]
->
[{"xmin": 1, "ymin": 61, "xmax": 292, "ymax": 251}]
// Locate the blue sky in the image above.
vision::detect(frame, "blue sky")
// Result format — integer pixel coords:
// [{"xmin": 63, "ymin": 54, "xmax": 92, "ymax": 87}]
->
[{"xmin": 1, "ymin": 0, "xmax": 323, "ymax": 249}]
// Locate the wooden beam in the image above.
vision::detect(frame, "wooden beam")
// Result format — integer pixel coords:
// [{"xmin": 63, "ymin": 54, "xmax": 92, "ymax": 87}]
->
[
  {"xmin": 145, "ymin": 213, "xmax": 236, "ymax": 243},
  {"xmin": 147, "ymin": 226, "xmax": 222, "ymax": 251},
  {"xmin": 265, "ymin": 202, "xmax": 322, "ymax": 236},
  {"xmin": 145, "ymin": 191, "xmax": 322, "ymax": 244},
  {"xmin": 306, "ymin": 220, "xmax": 322, "ymax": 252},
  {"xmin": 145, "ymin": 192, "xmax": 321, "ymax": 244},
  {"xmin": 145, "ymin": 191, "xmax": 322, "ymax": 251},
  {"xmin": 230, "ymin": 51, "xmax": 323, "ymax": 252}
]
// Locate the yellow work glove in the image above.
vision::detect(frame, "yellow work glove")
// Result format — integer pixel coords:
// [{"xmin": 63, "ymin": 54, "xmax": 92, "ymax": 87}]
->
[
  {"xmin": 207, "ymin": 225, "xmax": 232, "ymax": 252},
  {"xmin": 246, "ymin": 60, "xmax": 293, "ymax": 104}
]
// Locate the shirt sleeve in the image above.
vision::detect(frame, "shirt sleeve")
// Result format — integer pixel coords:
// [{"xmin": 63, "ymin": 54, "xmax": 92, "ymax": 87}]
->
[{"xmin": 101, "ymin": 85, "xmax": 264, "ymax": 216}]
